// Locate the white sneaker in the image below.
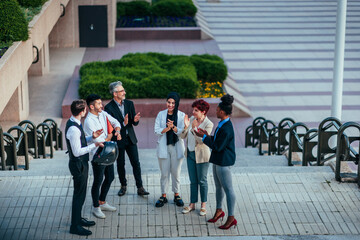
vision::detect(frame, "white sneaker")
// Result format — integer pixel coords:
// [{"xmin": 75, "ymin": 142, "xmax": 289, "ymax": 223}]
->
[
  {"xmin": 93, "ymin": 207, "xmax": 106, "ymax": 219},
  {"xmin": 100, "ymin": 202, "xmax": 117, "ymax": 212}
]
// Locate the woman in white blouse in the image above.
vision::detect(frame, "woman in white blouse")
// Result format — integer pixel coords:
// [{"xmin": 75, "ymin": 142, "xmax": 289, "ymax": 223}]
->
[
  {"xmin": 181, "ymin": 99, "xmax": 213, "ymax": 216},
  {"xmin": 154, "ymin": 92, "xmax": 186, "ymax": 208}
]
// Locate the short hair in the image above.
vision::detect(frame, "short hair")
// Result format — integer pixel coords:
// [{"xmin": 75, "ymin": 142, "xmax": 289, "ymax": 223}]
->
[
  {"xmin": 192, "ymin": 99, "xmax": 210, "ymax": 115},
  {"xmin": 218, "ymin": 94, "xmax": 234, "ymax": 115},
  {"xmin": 86, "ymin": 94, "xmax": 101, "ymax": 107},
  {"xmin": 70, "ymin": 99, "xmax": 86, "ymax": 116},
  {"xmin": 109, "ymin": 81, "xmax": 123, "ymax": 95}
]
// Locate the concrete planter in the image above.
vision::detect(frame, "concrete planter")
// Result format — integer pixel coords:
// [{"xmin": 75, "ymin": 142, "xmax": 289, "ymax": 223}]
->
[
  {"xmin": 115, "ymin": 27, "xmax": 202, "ymax": 40},
  {"xmin": 62, "ymin": 67, "xmax": 251, "ymax": 118}
]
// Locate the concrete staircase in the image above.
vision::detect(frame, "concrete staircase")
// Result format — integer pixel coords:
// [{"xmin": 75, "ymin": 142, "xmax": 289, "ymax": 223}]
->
[{"xmin": 196, "ymin": 0, "xmax": 360, "ymax": 123}]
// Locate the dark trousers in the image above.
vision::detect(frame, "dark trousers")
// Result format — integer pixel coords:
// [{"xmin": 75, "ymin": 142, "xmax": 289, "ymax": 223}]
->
[
  {"xmin": 117, "ymin": 136, "xmax": 143, "ymax": 188},
  {"xmin": 91, "ymin": 162, "xmax": 114, "ymax": 207},
  {"xmin": 69, "ymin": 160, "xmax": 88, "ymax": 227}
]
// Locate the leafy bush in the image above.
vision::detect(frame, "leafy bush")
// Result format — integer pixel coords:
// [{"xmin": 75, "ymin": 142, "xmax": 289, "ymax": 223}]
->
[
  {"xmin": 17, "ymin": 0, "xmax": 46, "ymax": 8},
  {"xmin": 79, "ymin": 53, "xmax": 227, "ymax": 99},
  {"xmin": 117, "ymin": 0, "xmax": 196, "ymax": 18},
  {"xmin": 117, "ymin": 0, "xmax": 151, "ymax": 17},
  {"xmin": 151, "ymin": 0, "xmax": 197, "ymax": 17},
  {"xmin": 190, "ymin": 54, "xmax": 228, "ymax": 83},
  {"xmin": 0, "ymin": 0, "xmax": 28, "ymax": 42}
]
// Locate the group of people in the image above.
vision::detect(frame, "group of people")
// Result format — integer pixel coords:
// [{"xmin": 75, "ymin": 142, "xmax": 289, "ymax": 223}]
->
[{"xmin": 66, "ymin": 81, "xmax": 237, "ymax": 236}]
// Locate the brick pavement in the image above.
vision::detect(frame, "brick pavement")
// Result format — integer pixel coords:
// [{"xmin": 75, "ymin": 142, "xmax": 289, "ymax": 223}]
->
[{"xmin": 0, "ymin": 149, "xmax": 359, "ymax": 239}]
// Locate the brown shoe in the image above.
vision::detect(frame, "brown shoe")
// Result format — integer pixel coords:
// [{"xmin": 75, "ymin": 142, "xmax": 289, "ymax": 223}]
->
[
  {"xmin": 137, "ymin": 187, "xmax": 149, "ymax": 196},
  {"xmin": 118, "ymin": 186, "xmax": 127, "ymax": 196}
]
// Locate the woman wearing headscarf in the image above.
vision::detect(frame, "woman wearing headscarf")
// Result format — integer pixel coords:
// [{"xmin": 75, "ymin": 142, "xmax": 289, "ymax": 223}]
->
[
  {"xmin": 195, "ymin": 94, "xmax": 237, "ymax": 230},
  {"xmin": 180, "ymin": 99, "xmax": 213, "ymax": 216},
  {"xmin": 154, "ymin": 92, "xmax": 186, "ymax": 208}
]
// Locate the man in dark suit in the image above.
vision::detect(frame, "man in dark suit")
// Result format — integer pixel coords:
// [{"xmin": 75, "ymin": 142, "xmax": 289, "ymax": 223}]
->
[{"xmin": 104, "ymin": 81, "xmax": 149, "ymax": 196}]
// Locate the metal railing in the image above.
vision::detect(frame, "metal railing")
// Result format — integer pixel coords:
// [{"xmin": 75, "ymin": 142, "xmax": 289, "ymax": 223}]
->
[
  {"xmin": 288, "ymin": 123, "xmax": 309, "ymax": 166},
  {"xmin": 245, "ymin": 117, "xmax": 265, "ymax": 148},
  {"xmin": 316, "ymin": 117, "xmax": 342, "ymax": 166},
  {"xmin": 335, "ymin": 122, "xmax": 360, "ymax": 186},
  {"xmin": 259, "ymin": 120, "xmax": 276, "ymax": 155},
  {"xmin": 245, "ymin": 116, "xmax": 359, "ymax": 184},
  {"xmin": 0, "ymin": 118, "xmax": 63, "ymax": 170}
]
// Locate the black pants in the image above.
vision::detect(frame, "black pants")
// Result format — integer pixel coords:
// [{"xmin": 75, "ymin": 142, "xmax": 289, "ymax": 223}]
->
[
  {"xmin": 69, "ymin": 160, "xmax": 88, "ymax": 227},
  {"xmin": 117, "ymin": 136, "xmax": 143, "ymax": 188},
  {"xmin": 91, "ymin": 162, "xmax": 114, "ymax": 207}
]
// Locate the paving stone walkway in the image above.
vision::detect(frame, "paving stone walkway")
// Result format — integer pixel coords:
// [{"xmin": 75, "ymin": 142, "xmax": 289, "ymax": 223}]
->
[{"xmin": 0, "ymin": 148, "xmax": 359, "ymax": 240}]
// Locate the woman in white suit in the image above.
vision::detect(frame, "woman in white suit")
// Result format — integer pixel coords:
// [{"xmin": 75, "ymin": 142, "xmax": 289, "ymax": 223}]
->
[
  {"xmin": 154, "ymin": 92, "xmax": 185, "ymax": 208},
  {"xmin": 181, "ymin": 99, "xmax": 213, "ymax": 216}
]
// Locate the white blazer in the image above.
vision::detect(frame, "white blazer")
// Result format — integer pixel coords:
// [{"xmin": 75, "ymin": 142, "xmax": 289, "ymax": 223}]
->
[{"xmin": 154, "ymin": 109, "xmax": 185, "ymax": 160}]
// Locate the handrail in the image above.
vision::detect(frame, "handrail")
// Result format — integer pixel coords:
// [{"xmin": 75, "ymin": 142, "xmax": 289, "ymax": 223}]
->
[
  {"xmin": 7, "ymin": 126, "xmax": 29, "ymax": 170},
  {"xmin": 43, "ymin": 119, "xmax": 60, "ymax": 150},
  {"xmin": 317, "ymin": 117, "xmax": 342, "ymax": 166},
  {"xmin": 37, "ymin": 122, "xmax": 54, "ymax": 158},
  {"xmin": 0, "ymin": 125, "xmax": 5, "ymax": 170},
  {"xmin": 2, "ymin": 132, "xmax": 18, "ymax": 170},
  {"xmin": 259, "ymin": 120, "xmax": 276, "ymax": 155},
  {"xmin": 277, "ymin": 118, "xmax": 296, "ymax": 155},
  {"xmin": 19, "ymin": 120, "xmax": 39, "ymax": 158},
  {"xmin": 288, "ymin": 122, "xmax": 309, "ymax": 166},
  {"xmin": 302, "ymin": 129, "xmax": 318, "ymax": 166},
  {"xmin": 252, "ymin": 117, "xmax": 266, "ymax": 147},
  {"xmin": 335, "ymin": 122, "xmax": 360, "ymax": 186}
]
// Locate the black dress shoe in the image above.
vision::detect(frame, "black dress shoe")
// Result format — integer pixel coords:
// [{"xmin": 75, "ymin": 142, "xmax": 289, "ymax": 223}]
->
[
  {"xmin": 174, "ymin": 195, "xmax": 184, "ymax": 207},
  {"xmin": 118, "ymin": 186, "xmax": 127, "ymax": 196},
  {"xmin": 70, "ymin": 225, "xmax": 92, "ymax": 236},
  {"xmin": 137, "ymin": 187, "xmax": 150, "ymax": 196},
  {"xmin": 81, "ymin": 218, "xmax": 96, "ymax": 227},
  {"xmin": 155, "ymin": 196, "xmax": 168, "ymax": 207}
]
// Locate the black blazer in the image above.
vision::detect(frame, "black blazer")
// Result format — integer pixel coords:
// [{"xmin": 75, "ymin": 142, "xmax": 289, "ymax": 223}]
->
[
  {"xmin": 203, "ymin": 120, "xmax": 236, "ymax": 166},
  {"xmin": 104, "ymin": 99, "xmax": 139, "ymax": 147}
]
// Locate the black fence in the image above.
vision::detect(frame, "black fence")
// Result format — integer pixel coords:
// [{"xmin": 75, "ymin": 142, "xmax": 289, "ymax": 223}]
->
[
  {"xmin": 245, "ymin": 117, "xmax": 360, "ymax": 187},
  {"xmin": 0, "ymin": 119, "xmax": 63, "ymax": 171}
]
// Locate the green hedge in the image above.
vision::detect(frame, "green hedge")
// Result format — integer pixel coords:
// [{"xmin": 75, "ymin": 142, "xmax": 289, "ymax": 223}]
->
[
  {"xmin": 17, "ymin": 0, "xmax": 46, "ymax": 8},
  {"xmin": 190, "ymin": 54, "xmax": 228, "ymax": 83},
  {"xmin": 0, "ymin": 0, "xmax": 28, "ymax": 42},
  {"xmin": 79, "ymin": 53, "xmax": 227, "ymax": 99},
  {"xmin": 117, "ymin": 0, "xmax": 197, "ymax": 18}
]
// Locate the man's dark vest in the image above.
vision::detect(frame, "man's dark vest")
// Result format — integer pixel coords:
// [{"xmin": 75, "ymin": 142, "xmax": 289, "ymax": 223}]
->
[{"xmin": 65, "ymin": 119, "xmax": 89, "ymax": 162}]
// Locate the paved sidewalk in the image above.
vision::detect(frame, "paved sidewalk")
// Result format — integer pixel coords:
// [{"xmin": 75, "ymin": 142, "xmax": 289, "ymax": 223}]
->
[{"xmin": 0, "ymin": 149, "xmax": 359, "ymax": 239}]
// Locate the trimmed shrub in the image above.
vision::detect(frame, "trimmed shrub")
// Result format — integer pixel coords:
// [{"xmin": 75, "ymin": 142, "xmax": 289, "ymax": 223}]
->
[
  {"xmin": 79, "ymin": 53, "xmax": 226, "ymax": 99},
  {"xmin": 190, "ymin": 54, "xmax": 228, "ymax": 83},
  {"xmin": 151, "ymin": 0, "xmax": 197, "ymax": 17},
  {"xmin": 0, "ymin": 0, "xmax": 28, "ymax": 42},
  {"xmin": 17, "ymin": 0, "xmax": 46, "ymax": 8},
  {"xmin": 117, "ymin": 0, "xmax": 151, "ymax": 17}
]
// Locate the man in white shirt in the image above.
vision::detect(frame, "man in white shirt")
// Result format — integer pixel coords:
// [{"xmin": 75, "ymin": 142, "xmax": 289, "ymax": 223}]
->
[
  {"xmin": 83, "ymin": 94, "xmax": 121, "ymax": 219},
  {"xmin": 65, "ymin": 99, "xmax": 104, "ymax": 236}
]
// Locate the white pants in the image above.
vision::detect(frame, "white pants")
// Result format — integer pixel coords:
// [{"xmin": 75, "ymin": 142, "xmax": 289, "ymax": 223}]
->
[{"xmin": 158, "ymin": 145, "xmax": 184, "ymax": 194}]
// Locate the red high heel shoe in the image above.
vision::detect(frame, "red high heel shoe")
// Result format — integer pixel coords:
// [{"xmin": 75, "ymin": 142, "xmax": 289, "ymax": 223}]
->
[
  {"xmin": 219, "ymin": 218, "xmax": 237, "ymax": 230},
  {"xmin": 207, "ymin": 211, "xmax": 225, "ymax": 223}
]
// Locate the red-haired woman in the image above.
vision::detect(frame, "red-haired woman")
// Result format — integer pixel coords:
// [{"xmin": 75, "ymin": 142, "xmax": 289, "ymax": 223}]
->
[{"xmin": 181, "ymin": 99, "xmax": 214, "ymax": 216}]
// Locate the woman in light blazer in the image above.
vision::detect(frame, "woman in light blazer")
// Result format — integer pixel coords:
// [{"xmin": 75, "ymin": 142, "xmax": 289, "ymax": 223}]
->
[
  {"xmin": 181, "ymin": 99, "xmax": 213, "ymax": 216},
  {"xmin": 154, "ymin": 92, "xmax": 186, "ymax": 208}
]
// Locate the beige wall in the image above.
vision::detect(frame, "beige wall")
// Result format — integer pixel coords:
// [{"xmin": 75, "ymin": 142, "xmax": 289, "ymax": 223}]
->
[
  {"xmin": 0, "ymin": 0, "xmax": 70, "ymax": 121},
  {"xmin": 50, "ymin": 0, "xmax": 116, "ymax": 48}
]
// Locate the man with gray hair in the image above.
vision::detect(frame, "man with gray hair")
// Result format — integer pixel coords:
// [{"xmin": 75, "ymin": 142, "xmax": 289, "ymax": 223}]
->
[{"xmin": 104, "ymin": 81, "xmax": 149, "ymax": 196}]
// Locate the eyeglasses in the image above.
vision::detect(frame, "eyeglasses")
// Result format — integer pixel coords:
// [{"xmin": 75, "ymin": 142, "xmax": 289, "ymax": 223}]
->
[{"xmin": 115, "ymin": 89, "xmax": 125, "ymax": 93}]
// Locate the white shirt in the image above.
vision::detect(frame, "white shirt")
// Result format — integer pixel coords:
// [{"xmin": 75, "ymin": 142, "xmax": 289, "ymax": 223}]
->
[
  {"xmin": 65, "ymin": 116, "xmax": 96, "ymax": 157},
  {"xmin": 83, "ymin": 110, "xmax": 121, "ymax": 159}
]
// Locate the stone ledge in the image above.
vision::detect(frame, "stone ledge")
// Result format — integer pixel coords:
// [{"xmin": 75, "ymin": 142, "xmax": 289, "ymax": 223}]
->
[{"xmin": 115, "ymin": 27, "xmax": 202, "ymax": 40}]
